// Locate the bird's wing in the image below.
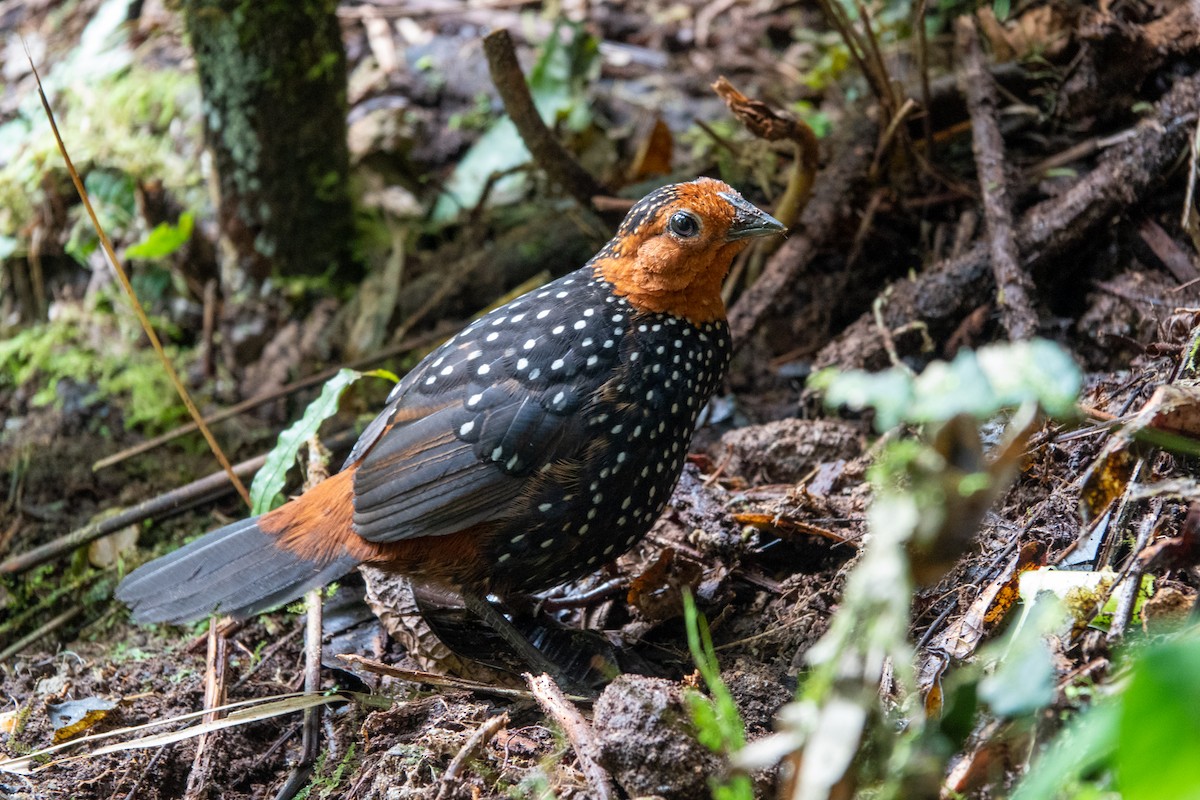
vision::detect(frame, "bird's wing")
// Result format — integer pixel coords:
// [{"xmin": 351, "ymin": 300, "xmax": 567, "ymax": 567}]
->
[{"xmin": 347, "ymin": 277, "xmax": 622, "ymax": 544}]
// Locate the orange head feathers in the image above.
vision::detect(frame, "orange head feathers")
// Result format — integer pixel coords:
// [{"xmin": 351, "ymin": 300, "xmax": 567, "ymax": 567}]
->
[{"xmin": 592, "ymin": 177, "xmax": 785, "ymax": 323}]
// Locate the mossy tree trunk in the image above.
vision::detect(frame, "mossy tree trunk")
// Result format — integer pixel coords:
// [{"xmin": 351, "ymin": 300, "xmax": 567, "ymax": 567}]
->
[{"xmin": 183, "ymin": 0, "xmax": 358, "ymax": 287}]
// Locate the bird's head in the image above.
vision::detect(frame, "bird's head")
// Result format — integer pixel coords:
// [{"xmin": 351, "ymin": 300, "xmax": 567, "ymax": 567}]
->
[{"xmin": 592, "ymin": 177, "xmax": 785, "ymax": 323}]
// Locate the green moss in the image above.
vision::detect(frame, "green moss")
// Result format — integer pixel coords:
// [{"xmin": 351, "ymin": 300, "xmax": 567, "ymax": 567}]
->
[{"xmin": 0, "ymin": 303, "xmax": 191, "ymax": 434}]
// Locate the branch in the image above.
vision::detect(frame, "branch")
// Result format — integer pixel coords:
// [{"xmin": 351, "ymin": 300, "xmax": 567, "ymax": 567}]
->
[
  {"xmin": 815, "ymin": 71, "xmax": 1200, "ymax": 372},
  {"xmin": 957, "ymin": 16, "xmax": 1038, "ymax": 340},
  {"xmin": 483, "ymin": 29, "xmax": 607, "ymax": 210}
]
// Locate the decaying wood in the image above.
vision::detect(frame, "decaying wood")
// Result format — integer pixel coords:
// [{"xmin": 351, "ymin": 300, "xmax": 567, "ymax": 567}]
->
[
  {"xmin": 728, "ymin": 112, "xmax": 879, "ymax": 345},
  {"xmin": 815, "ymin": 71, "xmax": 1200, "ymax": 373},
  {"xmin": 956, "ymin": 15, "xmax": 1038, "ymax": 340},
  {"xmin": 525, "ymin": 673, "xmax": 616, "ymax": 800}
]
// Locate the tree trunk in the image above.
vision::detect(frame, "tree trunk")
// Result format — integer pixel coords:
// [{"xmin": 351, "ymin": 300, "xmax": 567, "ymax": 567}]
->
[{"xmin": 183, "ymin": 0, "xmax": 358, "ymax": 287}]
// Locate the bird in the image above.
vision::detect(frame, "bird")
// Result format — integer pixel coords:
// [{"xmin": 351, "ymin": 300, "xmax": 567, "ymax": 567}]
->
[{"xmin": 116, "ymin": 177, "xmax": 785, "ymax": 644}]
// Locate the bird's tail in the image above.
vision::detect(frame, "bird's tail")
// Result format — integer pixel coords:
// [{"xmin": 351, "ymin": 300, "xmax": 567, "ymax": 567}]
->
[{"xmin": 117, "ymin": 476, "xmax": 363, "ymax": 624}]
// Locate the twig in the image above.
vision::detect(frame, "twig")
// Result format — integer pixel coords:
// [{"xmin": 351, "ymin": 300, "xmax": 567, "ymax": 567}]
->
[
  {"xmin": 1182, "ymin": 108, "xmax": 1200, "ymax": 227},
  {"xmin": 0, "ymin": 605, "xmax": 84, "ymax": 663},
  {"xmin": 524, "ymin": 673, "xmax": 615, "ymax": 800},
  {"xmin": 120, "ymin": 745, "xmax": 172, "ymax": 800},
  {"xmin": 275, "ymin": 441, "xmax": 334, "ymax": 800},
  {"xmin": 434, "ymin": 712, "xmax": 510, "ymax": 800},
  {"xmin": 0, "ymin": 426, "xmax": 361, "ymax": 575},
  {"xmin": 956, "ymin": 16, "xmax": 1038, "ymax": 340},
  {"xmin": 185, "ymin": 619, "xmax": 229, "ymax": 800},
  {"xmin": 335, "ymin": 654, "xmax": 591, "ymax": 703},
  {"xmin": 231, "ymin": 625, "xmax": 305, "ymax": 691},
  {"xmin": 92, "ymin": 328, "xmax": 446, "ymax": 472},
  {"xmin": 27, "ymin": 50, "xmax": 250, "ymax": 507},
  {"xmin": 815, "ymin": 72, "xmax": 1200, "ymax": 372},
  {"xmin": 728, "ymin": 113, "xmax": 878, "ymax": 344},
  {"xmin": 1106, "ymin": 500, "xmax": 1161, "ymax": 643},
  {"xmin": 482, "ymin": 29, "xmax": 607, "ymax": 210}
]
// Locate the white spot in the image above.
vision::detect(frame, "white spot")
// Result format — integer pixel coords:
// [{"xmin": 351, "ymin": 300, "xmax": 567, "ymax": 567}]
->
[
  {"xmin": 541, "ymin": 538, "xmax": 555, "ymax": 549},
  {"xmin": 468, "ymin": 393, "xmax": 484, "ymax": 407},
  {"xmin": 633, "ymin": 425, "xmax": 643, "ymax": 437},
  {"xmin": 529, "ymin": 368, "xmax": 541, "ymax": 379},
  {"xmin": 612, "ymin": 313, "xmax": 624, "ymax": 322},
  {"xmin": 552, "ymin": 391, "xmax": 565, "ymax": 406},
  {"xmin": 425, "ymin": 376, "xmax": 436, "ymax": 385},
  {"xmin": 604, "ymin": 545, "xmax": 615, "ymax": 555},
  {"xmin": 583, "ymin": 308, "xmax": 594, "ymax": 317},
  {"xmin": 652, "ymin": 324, "xmax": 662, "ymax": 332},
  {"xmin": 671, "ymin": 403, "xmax": 679, "ymax": 413},
  {"xmin": 593, "ymin": 493, "xmax": 603, "ymax": 504},
  {"xmin": 524, "ymin": 339, "xmax": 536, "ymax": 350},
  {"xmin": 537, "ymin": 309, "xmax": 551, "ymax": 319},
  {"xmin": 604, "ymin": 340, "xmax": 615, "ymax": 348},
  {"xmin": 556, "ymin": 291, "xmax": 568, "ymax": 298},
  {"xmin": 552, "ymin": 325, "xmax": 565, "ymax": 335},
  {"xmin": 616, "ymin": 452, "xmax": 627, "ymax": 463},
  {"xmin": 630, "ymin": 352, "xmax": 640, "ymax": 362},
  {"xmin": 611, "ymin": 424, "xmax": 623, "ymax": 434},
  {"xmin": 517, "ymin": 358, "xmax": 529, "ymax": 370},
  {"xmin": 587, "ymin": 355, "xmax": 599, "ymax": 367},
  {"xmin": 492, "ymin": 316, "xmax": 506, "ymax": 326},
  {"xmin": 618, "ymin": 516, "xmax": 627, "ymax": 526},
  {"xmin": 587, "ymin": 556, "xmax": 598, "ymax": 565},
  {"xmin": 441, "ymin": 365, "xmax": 454, "ymax": 376},
  {"xmin": 486, "ymin": 332, "xmax": 500, "ymax": 342},
  {"xmin": 582, "ymin": 337, "xmax": 593, "ymax": 347},
  {"xmin": 538, "ymin": 503, "xmax": 552, "ymax": 512},
  {"xmin": 506, "ymin": 454, "xmax": 520, "ymax": 471},
  {"xmin": 656, "ymin": 346, "xmax": 665, "ymax": 355},
  {"xmin": 468, "ymin": 350, "xmax": 483, "ymax": 360},
  {"xmin": 498, "ymin": 553, "xmax": 511, "ymax": 563},
  {"xmin": 551, "ymin": 358, "xmax": 564, "ymax": 370},
  {"xmin": 587, "ymin": 508, "xmax": 597, "ymax": 519},
  {"xmin": 580, "ymin": 524, "xmax": 589, "ymax": 534},
  {"xmin": 621, "ymin": 497, "xmax": 631, "ymax": 509},
  {"xmin": 432, "ymin": 356, "xmax": 445, "ymax": 368},
  {"xmin": 477, "ymin": 364, "xmax": 491, "ymax": 375},
  {"xmin": 512, "ymin": 313, "xmax": 526, "ymax": 322},
  {"xmin": 491, "ymin": 446, "xmax": 505, "ymax": 461},
  {"xmin": 459, "ymin": 421, "xmax": 475, "ymax": 436},
  {"xmin": 574, "ymin": 320, "xmax": 586, "ymax": 330}
]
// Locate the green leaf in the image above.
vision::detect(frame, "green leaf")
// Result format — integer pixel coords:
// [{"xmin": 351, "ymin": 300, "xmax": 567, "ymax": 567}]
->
[
  {"xmin": 249, "ymin": 369, "xmax": 394, "ymax": 514},
  {"xmin": 1117, "ymin": 636, "xmax": 1200, "ymax": 800},
  {"xmin": 431, "ymin": 22, "xmax": 599, "ymax": 222},
  {"xmin": 812, "ymin": 339, "xmax": 1082, "ymax": 430},
  {"xmin": 1011, "ymin": 702, "xmax": 1119, "ymax": 800},
  {"xmin": 978, "ymin": 603, "xmax": 1056, "ymax": 717},
  {"xmin": 127, "ymin": 212, "xmax": 194, "ymax": 259}
]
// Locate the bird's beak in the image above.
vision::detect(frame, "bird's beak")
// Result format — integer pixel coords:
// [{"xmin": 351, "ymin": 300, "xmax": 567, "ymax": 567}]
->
[{"xmin": 720, "ymin": 191, "xmax": 787, "ymax": 241}]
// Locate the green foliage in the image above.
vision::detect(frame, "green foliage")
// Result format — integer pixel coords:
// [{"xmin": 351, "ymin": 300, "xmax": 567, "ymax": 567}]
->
[
  {"xmin": 682, "ymin": 592, "xmax": 754, "ymax": 800},
  {"xmin": 126, "ymin": 212, "xmax": 194, "ymax": 259},
  {"xmin": 1014, "ymin": 634, "xmax": 1200, "ymax": 800},
  {"xmin": 296, "ymin": 743, "xmax": 359, "ymax": 800},
  {"xmin": 810, "ymin": 338, "xmax": 1082, "ymax": 431},
  {"xmin": 431, "ymin": 20, "xmax": 600, "ymax": 221},
  {"xmin": 0, "ymin": 308, "xmax": 187, "ymax": 433},
  {"xmin": 249, "ymin": 368, "xmax": 399, "ymax": 514}
]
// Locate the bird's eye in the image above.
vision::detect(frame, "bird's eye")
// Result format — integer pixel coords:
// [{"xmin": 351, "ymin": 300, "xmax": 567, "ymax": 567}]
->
[{"xmin": 667, "ymin": 211, "xmax": 701, "ymax": 238}]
